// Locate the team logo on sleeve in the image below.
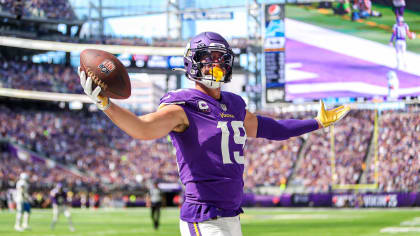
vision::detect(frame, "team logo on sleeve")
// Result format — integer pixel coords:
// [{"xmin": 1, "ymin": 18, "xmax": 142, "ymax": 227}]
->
[{"xmin": 198, "ymin": 100, "xmax": 210, "ymax": 113}]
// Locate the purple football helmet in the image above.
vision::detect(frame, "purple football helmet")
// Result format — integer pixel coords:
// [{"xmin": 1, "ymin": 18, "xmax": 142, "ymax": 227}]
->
[{"xmin": 184, "ymin": 32, "xmax": 234, "ymax": 89}]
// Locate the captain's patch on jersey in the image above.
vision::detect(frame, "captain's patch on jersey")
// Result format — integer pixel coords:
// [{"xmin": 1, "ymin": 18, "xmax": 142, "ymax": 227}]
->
[{"xmin": 197, "ymin": 100, "xmax": 210, "ymax": 113}]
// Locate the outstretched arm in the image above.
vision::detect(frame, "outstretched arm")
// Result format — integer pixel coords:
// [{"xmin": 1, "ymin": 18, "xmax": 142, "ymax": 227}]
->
[
  {"xmin": 104, "ymin": 102, "xmax": 187, "ymax": 140},
  {"xmin": 78, "ymin": 68, "xmax": 188, "ymax": 140},
  {"xmin": 244, "ymin": 101, "xmax": 350, "ymax": 140},
  {"xmin": 244, "ymin": 111, "xmax": 320, "ymax": 140}
]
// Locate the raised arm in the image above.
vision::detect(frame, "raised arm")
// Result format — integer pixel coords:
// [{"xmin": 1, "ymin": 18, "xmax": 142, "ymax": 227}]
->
[{"xmin": 78, "ymin": 67, "xmax": 188, "ymax": 140}]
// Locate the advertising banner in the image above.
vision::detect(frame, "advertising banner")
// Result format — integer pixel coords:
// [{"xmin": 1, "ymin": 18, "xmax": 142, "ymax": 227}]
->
[{"xmin": 264, "ymin": 4, "xmax": 286, "ymax": 103}]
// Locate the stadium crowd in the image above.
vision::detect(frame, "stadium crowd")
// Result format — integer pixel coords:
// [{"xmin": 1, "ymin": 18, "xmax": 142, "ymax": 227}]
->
[
  {"xmin": 0, "ymin": 105, "xmax": 177, "ymax": 189},
  {"xmin": 292, "ymin": 110, "xmax": 375, "ymax": 192},
  {"xmin": 1, "ymin": 104, "xmax": 419, "ymax": 195},
  {"xmin": 0, "ymin": 59, "xmax": 83, "ymax": 94},
  {"xmin": 0, "ymin": 151, "xmax": 87, "ymax": 191},
  {"xmin": 366, "ymin": 110, "xmax": 420, "ymax": 192},
  {"xmin": 0, "ymin": 0, "xmax": 76, "ymax": 20},
  {"xmin": 243, "ymin": 111, "xmax": 313, "ymax": 192}
]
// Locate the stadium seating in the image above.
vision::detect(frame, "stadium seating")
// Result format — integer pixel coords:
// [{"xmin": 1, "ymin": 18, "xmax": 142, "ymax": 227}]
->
[
  {"xmin": 0, "ymin": 0, "xmax": 77, "ymax": 20},
  {"xmin": 0, "ymin": 105, "xmax": 177, "ymax": 190},
  {"xmin": 0, "ymin": 59, "xmax": 83, "ymax": 93},
  {"xmin": 365, "ymin": 110, "xmax": 420, "ymax": 191},
  {"xmin": 288, "ymin": 110, "xmax": 375, "ymax": 192},
  {"xmin": 1, "ymin": 104, "xmax": 419, "ymax": 193}
]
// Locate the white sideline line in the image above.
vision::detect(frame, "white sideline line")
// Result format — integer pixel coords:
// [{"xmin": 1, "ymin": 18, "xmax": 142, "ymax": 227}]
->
[
  {"xmin": 380, "ymin": 227, "xmax": 420, "ymax": 233},
  {"xmin": 401, "ymin": 217, "xmax": 420, "ymax": 226},
  {"xmin": 286, "ymin": 18, "xmax": 420, "ymax": 76}
]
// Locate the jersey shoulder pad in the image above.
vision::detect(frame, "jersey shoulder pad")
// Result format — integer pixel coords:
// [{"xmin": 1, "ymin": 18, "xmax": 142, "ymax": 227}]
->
[
  {"xmin": 159, "ymin": 89, "xmax": 194, "ymax": 108},
  {"xmin": 222, "ymin": 91, "xmax": 246, "ymax": 107}
]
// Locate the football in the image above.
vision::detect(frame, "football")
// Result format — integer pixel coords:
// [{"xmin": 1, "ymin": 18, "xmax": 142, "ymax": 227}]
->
[{"xmin": 80, "ymin": 49, "xmax": 131, "ymax": 99}]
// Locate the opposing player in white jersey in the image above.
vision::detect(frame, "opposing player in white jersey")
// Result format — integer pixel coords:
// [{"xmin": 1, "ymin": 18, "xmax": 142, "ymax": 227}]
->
[
  {"xmin": 14, "ymin": 173, "xmax": 31, "ymax": 231},
  {"xmin": 389, "ymin": 16, "xmax": 416, "ymax": 69}
]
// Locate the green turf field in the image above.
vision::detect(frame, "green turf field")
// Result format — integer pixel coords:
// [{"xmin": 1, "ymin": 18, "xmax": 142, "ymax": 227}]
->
[
  {"xmin": 1, "ymin": 208, "xmax": 420, "ymax": 235},
  {"xmin": 286, "ymin": 4, "xmax": 420, "ymax": 53}
]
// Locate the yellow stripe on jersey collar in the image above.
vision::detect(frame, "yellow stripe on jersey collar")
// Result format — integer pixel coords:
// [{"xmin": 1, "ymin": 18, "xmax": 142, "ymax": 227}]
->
[{"xmin": 194, "ymin": 222, "xmax": 200, "ymax": 236}]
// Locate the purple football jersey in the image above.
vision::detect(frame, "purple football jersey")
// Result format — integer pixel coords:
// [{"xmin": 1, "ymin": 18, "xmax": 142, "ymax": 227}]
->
[
  {"xmin": 50, "ymin": 189, "xmax": 67, "ymax": 205},
  {"xmin": 160, "ymin": 89, "xmax": 247, "ymax": 222}
]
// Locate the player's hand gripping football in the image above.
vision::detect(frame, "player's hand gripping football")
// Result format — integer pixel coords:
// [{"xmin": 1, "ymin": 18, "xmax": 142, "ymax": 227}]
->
[
  {"xmin": 78, "ymin": 66, "xmax": 110, "ymax": 110},
  {"xmin": 315, "ymin": 100, "xmax": 351, "ymax": 128}
]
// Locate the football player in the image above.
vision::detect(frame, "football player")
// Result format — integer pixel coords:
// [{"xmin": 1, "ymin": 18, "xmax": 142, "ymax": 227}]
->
[
  {"xmin": 146, "ymin": 180, "xmax": 163, "ymax": 230},
  {"xmin": 50, "ymin": 183, "xmax": 75, "ymax": 232},
  {"xmin": 14, "ymin": 173, "xmax": 31, "ymax": 231},
  {"xmin": 78, "ymin": 32, "xmax": 350, "ymax": 236},
  {"xmin": 389, "ymin": 16, "xmax": 415, "ymax": 69}
]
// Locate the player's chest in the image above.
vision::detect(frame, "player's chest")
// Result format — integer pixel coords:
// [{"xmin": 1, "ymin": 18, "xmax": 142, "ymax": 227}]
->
[
  {"xmin": 191, "ymin": 99, "xmax": 241, "ymax": 122},
  {"xmin": 188, "ymin": 100, "xmax": 247, "ymax": 143}
]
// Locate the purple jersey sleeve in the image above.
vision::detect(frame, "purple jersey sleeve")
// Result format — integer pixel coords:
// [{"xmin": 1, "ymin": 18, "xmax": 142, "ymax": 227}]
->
[
  {"xmin": 256, "ymin": 116, "xmax": 319, "ymax": 140},
  {"xmin": 159, "ymin": 89, "xmax": 189, "ymax": 108}
]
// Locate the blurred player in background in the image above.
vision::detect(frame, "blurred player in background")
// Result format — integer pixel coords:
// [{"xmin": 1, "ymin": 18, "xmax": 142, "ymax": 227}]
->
[
  {"xmin": 14, "ymin": 172, "xmax": 31, "ymax": 231},
  {"xmin": 389, "ymin": 16, "xmax": 415, "ymax": 69},
  {"xmin": 146, "ymin": 180, "xmax": 163, "ymax": 230},
  {"xmin": 387, "ymin": 71, "xmax": 400, "ymax": 101},
  {"xmin": 78, "ymin": 31, "xmax": 350, "ymax": 236},
  {"xmin": 50, "ymin": 183, "xmax": 75, "ymax": 232}
]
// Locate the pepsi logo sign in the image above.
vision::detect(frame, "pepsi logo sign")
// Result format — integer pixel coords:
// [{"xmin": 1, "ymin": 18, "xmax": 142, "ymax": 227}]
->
[{"xmin": 268, "ymin": 5, "xmax": 281, "ymax": 16}]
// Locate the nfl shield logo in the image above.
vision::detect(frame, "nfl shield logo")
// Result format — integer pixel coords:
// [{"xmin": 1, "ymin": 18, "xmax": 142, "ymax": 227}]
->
[
  {"xmin": 220, "ymin": 104, "xmax": 227, "ymax": 111},
  {"xmin": 98, "ymin": 60, "xmax": 116, "ymax": 75}
]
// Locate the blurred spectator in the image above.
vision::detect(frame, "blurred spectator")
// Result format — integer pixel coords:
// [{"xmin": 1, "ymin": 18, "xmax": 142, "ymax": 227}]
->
[
  {"xmin": 333, "ymin": 0, "xmax": 351, "ymax": 16},
  {"xmin": 352, "ymin": 0, "xmax": 381, "ymax": 20}
]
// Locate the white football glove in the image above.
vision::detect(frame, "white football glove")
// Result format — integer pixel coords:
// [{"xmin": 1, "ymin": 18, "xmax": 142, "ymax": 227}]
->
[{"xmin": 78, "ymin": 66, "xmax": 110, "ymax": 110}]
